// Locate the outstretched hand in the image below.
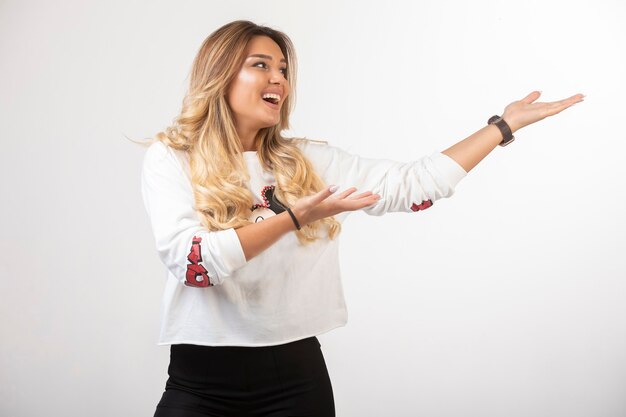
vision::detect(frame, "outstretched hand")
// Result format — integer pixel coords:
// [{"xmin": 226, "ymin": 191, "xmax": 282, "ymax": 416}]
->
[
  {"xmin": 292, "ymin": 186, "xmax": 381, "ymax": 226},
  {"xmin": 502, "ymin": 91, "xmax": 585, "ymax": 133}
]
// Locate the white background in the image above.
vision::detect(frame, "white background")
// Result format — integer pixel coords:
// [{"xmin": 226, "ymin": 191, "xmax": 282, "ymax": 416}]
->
[{"xmin": 1, "ymin": 0, "xmax": 625, "ymax": 416}]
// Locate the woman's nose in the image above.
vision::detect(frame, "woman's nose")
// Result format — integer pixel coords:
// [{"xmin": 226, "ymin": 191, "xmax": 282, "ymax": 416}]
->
[{"xmin": 269, "ymin": 68, "xmax": 285, "ymax": 84}]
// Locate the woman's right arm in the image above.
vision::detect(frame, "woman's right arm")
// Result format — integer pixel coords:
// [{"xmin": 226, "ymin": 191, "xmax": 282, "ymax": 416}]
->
[{"xmin": 235, "ymin": 186, "xmax": 380, "ymax": 261}]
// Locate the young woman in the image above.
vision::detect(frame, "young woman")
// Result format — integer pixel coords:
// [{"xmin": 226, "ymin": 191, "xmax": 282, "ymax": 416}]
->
[{"xmin": 141, "ymin": 19, "xmax": 584, "ymax": 417}]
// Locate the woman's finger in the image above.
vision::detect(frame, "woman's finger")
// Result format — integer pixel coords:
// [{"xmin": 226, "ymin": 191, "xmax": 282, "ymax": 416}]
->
[
  {"xmin": 342, "ymin": 193, "xmax": 381, "ymax": 207},
  {"xmin": 348, "ymin": 191, "xmax": 373, "ymax": 200},
  {"xmin": 308, "ymin": 185, "xmax": 340, "ymax": 206},
  {"xmin": 551, "ymin": 94, "xmax": 584, "ymax": 107},
  {"xmin": 333, "ymin": 187, "xmax": 358, "ymax": 200},
  {"xmin": 569, "ymin": 93, "xmax": 585, "ymax": 101},
  {"xmin": 545, "ymin": 94, "xmax": 584, "ymax": 116},
  {"xmin": 521, "ymin": 90, "xmax": 542, "ymax": 104}
]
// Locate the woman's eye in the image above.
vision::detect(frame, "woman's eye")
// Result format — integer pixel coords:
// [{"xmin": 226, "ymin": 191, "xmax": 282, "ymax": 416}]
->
[{"xmin": 253, "ymin": 62, "xmax": 288, "ymax": 77}]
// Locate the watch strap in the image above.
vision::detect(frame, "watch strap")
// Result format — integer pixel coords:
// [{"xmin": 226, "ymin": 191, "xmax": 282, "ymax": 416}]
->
[{"xmin": 488, "ymin": 115, "xmax": 515, "ymax": 147}]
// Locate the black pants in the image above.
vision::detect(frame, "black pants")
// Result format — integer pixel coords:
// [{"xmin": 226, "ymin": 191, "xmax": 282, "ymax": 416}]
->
[{"xmin": 153, "ymin": 336, "xmax": 335, "ymax": 417}]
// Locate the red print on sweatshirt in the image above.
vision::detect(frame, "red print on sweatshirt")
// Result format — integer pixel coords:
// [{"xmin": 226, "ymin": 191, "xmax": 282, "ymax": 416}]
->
[
  {"xmin": 410, "ymin": 199, "xmax": 433, "ymax": 212},
  {"xmin": 185, "ymin": 236, "xmax": 213, "ymax": 287}
]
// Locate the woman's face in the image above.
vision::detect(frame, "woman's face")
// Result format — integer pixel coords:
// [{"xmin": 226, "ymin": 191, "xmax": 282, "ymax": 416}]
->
[{"xmin": 226, "ymin": 36, "xmax": 290, "ymax": 135}]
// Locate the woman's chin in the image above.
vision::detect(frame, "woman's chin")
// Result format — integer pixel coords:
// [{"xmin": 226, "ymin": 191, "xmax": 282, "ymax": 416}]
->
[{"xmin": 259, "ymin": 119, "xmax": 281, "ymax": 129}]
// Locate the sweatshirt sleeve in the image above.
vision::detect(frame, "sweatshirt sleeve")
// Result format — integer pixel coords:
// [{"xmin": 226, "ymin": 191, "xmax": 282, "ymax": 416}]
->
[
  {"xmin": 298, "ymin": 140, "xmax": 468, "ymax": 217},
  {"xmin": 140, "ymin": 141, "xmax": 248, "ymax": 287}
]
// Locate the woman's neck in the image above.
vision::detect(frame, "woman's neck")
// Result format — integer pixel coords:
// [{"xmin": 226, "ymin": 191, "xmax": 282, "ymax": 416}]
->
[{"xmin": 237, "ymin": 126, "xmax": 259, "ymax": 152}]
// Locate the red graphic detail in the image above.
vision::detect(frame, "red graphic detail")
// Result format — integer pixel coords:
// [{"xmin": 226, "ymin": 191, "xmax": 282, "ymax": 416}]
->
[
  {"xmin": 251, "ymin": 185, "xmax": 275, "ymax": 210},
  {"xmin": 185, "ymin": 236, "xmax": 213, "ymax": 287},
  {"xmin": 410, "ymin": 199, "xmax": 433, "ymax": 212}
]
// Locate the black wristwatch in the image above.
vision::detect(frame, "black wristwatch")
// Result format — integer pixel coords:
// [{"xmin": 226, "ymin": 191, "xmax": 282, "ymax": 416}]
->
[{"xmin": 488, "ymin": 115, "xmax": 515, "ymax": 147}]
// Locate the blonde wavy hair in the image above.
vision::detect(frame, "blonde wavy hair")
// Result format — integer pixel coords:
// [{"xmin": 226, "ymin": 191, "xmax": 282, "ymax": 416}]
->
[{"xmin": 154, "ymin": 20, "xmax": 340, "ymax": 244}]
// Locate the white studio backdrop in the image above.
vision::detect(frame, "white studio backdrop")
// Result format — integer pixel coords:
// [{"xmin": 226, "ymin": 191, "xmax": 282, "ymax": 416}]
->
[{"xmin": 1, "ymin": 0, "xmax": 625, "ymax": 416}]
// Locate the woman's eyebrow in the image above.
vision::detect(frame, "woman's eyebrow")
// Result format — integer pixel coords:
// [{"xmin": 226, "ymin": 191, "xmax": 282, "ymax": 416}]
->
[{"xmin": 247, "ymin": 53, "xmax": 287, "ymax": 63}]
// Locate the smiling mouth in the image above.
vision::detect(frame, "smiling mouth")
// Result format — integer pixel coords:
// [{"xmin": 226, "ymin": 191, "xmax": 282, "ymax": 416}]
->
[
  {"xmin": 262, "ymin": 98, "xmax": 280, "ymax": 110},
  {"xmin": 262, "ymin": 97, "xmax": 280, "ymax": 105}
]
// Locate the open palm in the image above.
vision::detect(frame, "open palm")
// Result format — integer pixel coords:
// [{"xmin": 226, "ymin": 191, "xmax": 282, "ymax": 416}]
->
[{"xmin": 502, "ymin": 91, "xmax": 585, "ymax": 133}]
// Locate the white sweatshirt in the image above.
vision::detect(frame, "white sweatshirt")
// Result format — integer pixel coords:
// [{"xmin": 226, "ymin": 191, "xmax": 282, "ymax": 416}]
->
[{"xmin": 141, "ymin": 138, "xmax": 467, "ymax": 347}]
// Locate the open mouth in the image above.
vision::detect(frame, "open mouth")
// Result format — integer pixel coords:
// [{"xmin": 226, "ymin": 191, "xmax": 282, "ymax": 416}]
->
[
  {"xmin": 261, "ymin": 96, "xmax": 280, "ymax": 110},
  {"xmin": 261, "ymin": 92, "xmax": 282, "ymax": 108},
  {"xmin": 262, "ymin": 96, "xmax": 280, "ymax": 105}
]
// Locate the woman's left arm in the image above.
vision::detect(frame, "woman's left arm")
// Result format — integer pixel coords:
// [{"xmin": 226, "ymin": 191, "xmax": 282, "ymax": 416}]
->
[{"xmin": 442, "ymin": 91, "xmax": 585, "ymax": 172}]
